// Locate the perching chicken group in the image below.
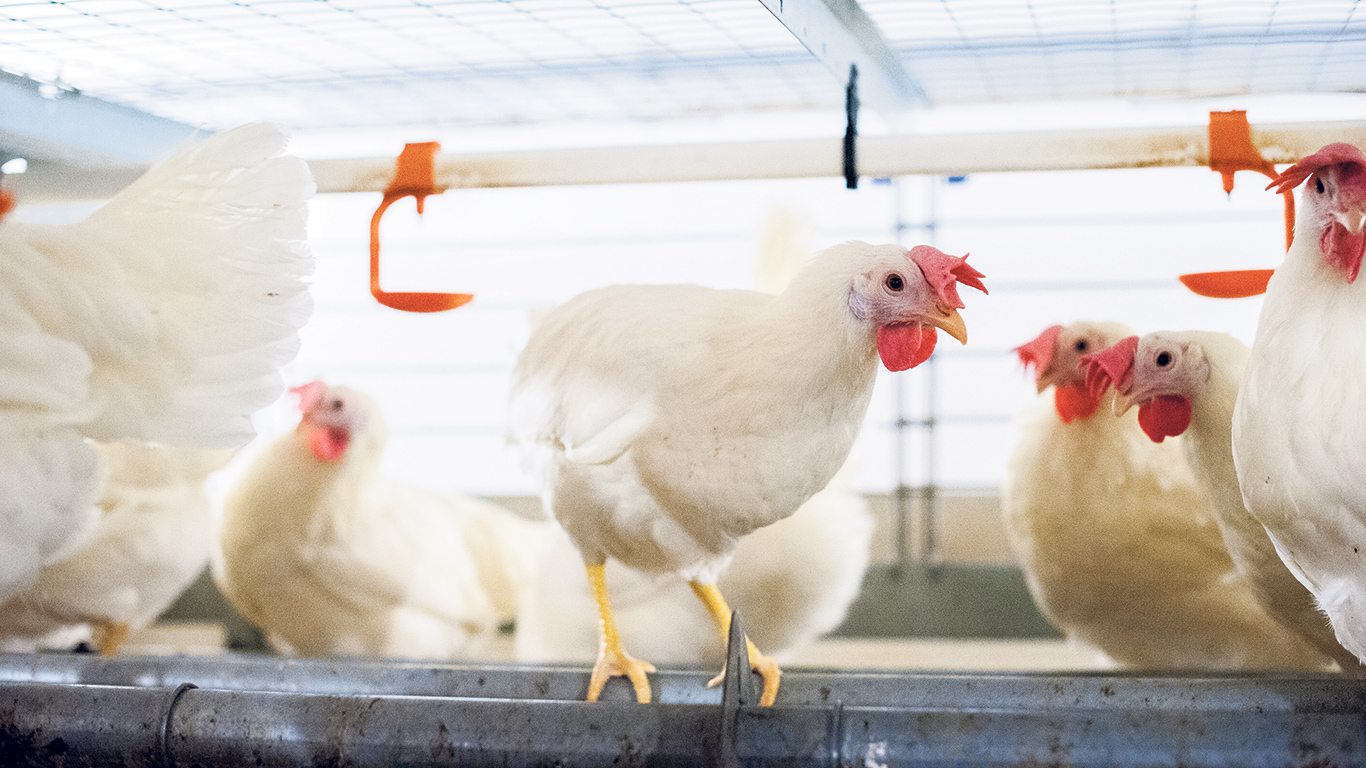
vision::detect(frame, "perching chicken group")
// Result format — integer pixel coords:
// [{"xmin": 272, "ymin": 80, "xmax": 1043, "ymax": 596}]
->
[
  {"xmin": 6, "ymin": 117, "xmax": 1366, "ymax": 697},
  {"xmin": 1083, "ymin": 330, "xmax": 1356, "ymax": 670},
  {"xmin": 1003, "ymin": 141, "xmax": 1366, "ymax": 675},
  {"xmin": 1006, "ymin": 322, "xmax": 1334, "ymax": 670}
]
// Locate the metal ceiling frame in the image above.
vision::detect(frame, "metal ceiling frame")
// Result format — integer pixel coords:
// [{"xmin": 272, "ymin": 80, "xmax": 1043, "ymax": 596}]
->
[
  {"xmin": 756, "ymin": 0, "xmax": 928, "ymax": 127},
  {"xmin": 0, "ymin": 70, "xmax": 201, "ymax": 167}
]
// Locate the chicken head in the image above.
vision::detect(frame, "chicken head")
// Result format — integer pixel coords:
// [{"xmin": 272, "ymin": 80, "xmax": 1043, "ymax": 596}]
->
[
  {"xmin": 1268, "ymin": 142, "xmax": 1366, "ymax": 283},
  {"xmin": 1014, "ymin": 321, "xmax": 1132, "ymax": 423},
  {"xmin": 290, "ymin": 381, "xmax": 379, "ymax": 463},
  {"xmin": 849, "ymin": 245, "xmax": 986, "ymax": 372},
  {"xmin": 1082, "ymin": 336, "xmax": 1195, "ymax": 444}
]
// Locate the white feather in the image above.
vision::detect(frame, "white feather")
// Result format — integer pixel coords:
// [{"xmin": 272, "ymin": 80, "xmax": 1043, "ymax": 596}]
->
[
  {"xmin": 1151, "ymin": 330, "xmax": 1352, "ymax": 670},
  {"xmin": 1234, "ymin": 160, "xmax": 1366, "ymax": 666},
  {"xmin": 0, "ymin": 443, "xmax": 230, "ymax": 650},
  {"xmin": 0, "ymin": 123, "xmax": 313, "ymax": 604}
]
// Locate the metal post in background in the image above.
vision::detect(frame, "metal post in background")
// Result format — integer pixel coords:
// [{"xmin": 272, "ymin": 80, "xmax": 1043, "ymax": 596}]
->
[
  {"xmin": 891, "ymin": 176, "xmax": 944, "ymax": 573},
  {"xmin": 920, "ymin": 177, "xmax": 942, "ymax": 572},
  {"xmin": 890, "ymin": 177, "xmax": 912, "ymax": 573}
]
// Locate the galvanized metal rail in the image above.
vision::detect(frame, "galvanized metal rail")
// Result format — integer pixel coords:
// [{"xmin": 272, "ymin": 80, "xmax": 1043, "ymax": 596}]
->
[{"xmin": 2, "ymin": 619, "xmax": 1364, "ymax": 766}]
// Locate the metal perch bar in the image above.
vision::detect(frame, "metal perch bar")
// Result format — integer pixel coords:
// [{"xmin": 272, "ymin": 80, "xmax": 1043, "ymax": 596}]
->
[{"xmin": 2, "ymin": 651, "xmax": 1365, "ymax": 766}]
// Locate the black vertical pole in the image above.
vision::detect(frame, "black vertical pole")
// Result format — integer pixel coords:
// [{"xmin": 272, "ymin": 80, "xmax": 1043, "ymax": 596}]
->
[{"xmin": 844, "ymin": 64, "xmax": 859, "ymax": 190}]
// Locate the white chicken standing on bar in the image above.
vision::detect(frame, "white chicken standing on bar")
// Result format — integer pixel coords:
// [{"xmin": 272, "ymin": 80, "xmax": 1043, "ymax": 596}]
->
[
  {"xmin": 509, "ymin": 241, "xmax": 986, "ymax": 705},
  {"xmin": 514, "ymin": 208, "xmax": 875, "ymax": 671},
  {"xmin": 0, "ymin": 124, "xmax": 313, "ymax": 607},
  {"xmin": 1233, "ymin": 142, "xmax": 1366, "ymax": 666}
]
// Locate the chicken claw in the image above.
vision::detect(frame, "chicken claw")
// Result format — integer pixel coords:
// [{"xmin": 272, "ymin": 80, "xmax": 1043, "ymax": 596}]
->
[
  {"xmin": 585, "ymin": 563, "xmax": 655, "ymax": 703},
  {"xmin": 690, "ymin": 581, "xmax": 782, "ymax": 706},
  {"xmin": 588, "ymin": 644, "xmax": 657, "ymax": 703},
  {"xmin": 705, "ymin": 638, "xmax": 782, "ymax": 706}
]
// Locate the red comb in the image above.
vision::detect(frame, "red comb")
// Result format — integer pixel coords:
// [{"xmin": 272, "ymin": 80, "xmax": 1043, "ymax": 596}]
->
[
  {"xmin": 951, "ymin": 257, "xmax": 988, "ymax": 295},
  {"xmin": 1081, "ymin": 336, "xmax": 1138, "ymax": 401},
  {"xmin": 1267, "ymin": 143, "xmax": 1366, "ymax": 195},
  {"xmin": 0, "ymin": 189, "xmax": 14, "ymax": 221},
  {"xmin": 908, "ymin": 246, "xmax": 988, "ymax": 309},
  {"xmin": 1014, "ymin": 325, "xmax": 1061, "ymax": 376},
  {"xmin": 290, "ymin": 381, "xmax": 327, "ymax": 413}
]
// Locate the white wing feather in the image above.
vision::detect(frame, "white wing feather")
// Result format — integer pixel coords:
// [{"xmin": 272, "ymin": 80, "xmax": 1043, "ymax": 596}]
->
[{"xmin": 0, "ymin": 123, "xmax": 313, "ymax": 604}]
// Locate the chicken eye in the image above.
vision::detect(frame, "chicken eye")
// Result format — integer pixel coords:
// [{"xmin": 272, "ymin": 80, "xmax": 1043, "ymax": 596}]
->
[
  {"xmin": 1075, "ymin": 340, "xmax": 1088, "ymax": 352},
  {"xmin": 1156, "ymin": 352, "xmax": 1172, "ymax": 367},
  {"xmin": 330, "ymin": 399, "xmax": 344, "ymax": 410},
  {"xmin": 1316, "ymin": 178, "xmax": 1326, "ymax": 194},
  {"xmin": 885, "ymin": 274, "xmax": 904, "ymax": 292}
]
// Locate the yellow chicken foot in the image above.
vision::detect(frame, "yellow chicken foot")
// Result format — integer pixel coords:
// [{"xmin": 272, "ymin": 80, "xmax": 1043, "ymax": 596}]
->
[
  {"xmin": 688, "ymin": 581, "xmax": 781, "ymax": 706},
  {"xmin": 93, "ymin": 619, "xmax": 130, "ymax": 656},
  {"xmin": 585, "ymin": 563, "xmax": 655, "ymax": 703}
]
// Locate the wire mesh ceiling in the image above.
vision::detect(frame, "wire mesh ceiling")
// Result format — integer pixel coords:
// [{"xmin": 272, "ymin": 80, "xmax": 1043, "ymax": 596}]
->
[
  {"xmin": 871, "ymin": 0, "xmax": 1366, "ymax": 104},
  {"xmin": 2, "ymin": 0, "xmax": 1364, "ymax": 133}
]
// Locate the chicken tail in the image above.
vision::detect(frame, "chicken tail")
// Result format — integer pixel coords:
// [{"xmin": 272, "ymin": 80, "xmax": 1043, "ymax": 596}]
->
[{"xmin": 75, "ymin": 123, "xmax": 316, "ymax": 448}]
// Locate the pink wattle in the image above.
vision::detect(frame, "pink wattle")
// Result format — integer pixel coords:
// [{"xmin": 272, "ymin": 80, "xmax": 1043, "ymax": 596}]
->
[
  {"xmin": 1137, "ymin": 395, "xmax": 1192, "ymax": 443},
  {"xmin": 1053, "ymin": 384, "xmax": 1100, "ymax": 423},
  {"xmin": 877, "ymin": 323, "xmax": 937, "ymax": 372},
  {"xmin": 1321, "ymin": 221, "xmax": 1366, "ymax": 284},
  {"xmin": 307, "ymin": 426, "xmax": 349, "ymax": 462}
]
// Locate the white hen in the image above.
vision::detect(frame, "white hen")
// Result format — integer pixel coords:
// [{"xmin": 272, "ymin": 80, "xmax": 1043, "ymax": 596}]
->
[
  {"xmin": 510, "ymin": 241, "xmax": 986, "ymax": 704},
  {"xmin": 1084, "ymin": 331, "xmax": 1347, "ymax": 670},
  {"xmin": 515, "ymin": 207, "xmax": 874, "ymax": 672},
  {"xmin": 0, "ymin": 123, "xmax": 313, "ymax": 605},
  {"xmin": 217, "ymin": 382, "xmax": 545, "ymax": 659},
  {"xmin": 1005, "ymin": 321, "xmax": 1327, "ymax": 670},
  {"xmin": 1233, "ymin": 142, "xmax": 1366, "ymax": 666},
  {"xmin": 0, "ymin": 443, "xmax": 231, "ymax": 653}
]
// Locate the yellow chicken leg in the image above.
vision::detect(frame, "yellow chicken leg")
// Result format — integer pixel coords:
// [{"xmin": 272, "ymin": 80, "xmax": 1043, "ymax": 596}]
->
[
  {"xmin": 585, "ymin": 563, "xmax": 655, "ymax": 703},
  {"xmin": 689, "ymin": 581, "xmax": 781, "ymax": 706},
  {"xmin": 93, "ymin": 619, "xmax": 130, "ymax": 656}
]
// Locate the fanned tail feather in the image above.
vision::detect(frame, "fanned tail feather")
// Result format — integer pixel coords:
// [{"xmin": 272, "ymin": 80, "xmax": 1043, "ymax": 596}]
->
[{"xmin": 73, "ymin": 123, "xmax": 316, "ymax": 448}]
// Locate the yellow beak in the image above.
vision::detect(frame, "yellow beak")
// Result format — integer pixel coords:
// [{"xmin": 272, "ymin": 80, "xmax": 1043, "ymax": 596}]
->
[{"xmin": 931, "ymin": 309, "xmax": 969, "ymax": 345}]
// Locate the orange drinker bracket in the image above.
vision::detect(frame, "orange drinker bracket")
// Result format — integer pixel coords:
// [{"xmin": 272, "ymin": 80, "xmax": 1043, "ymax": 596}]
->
[
  {"xmin": 369, "ymin": 141, "xmax": 473, "ymax": 312},
  {"xmin": 1179, "ymin": 111, "xmax": 1292, "ymax": 298}
]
